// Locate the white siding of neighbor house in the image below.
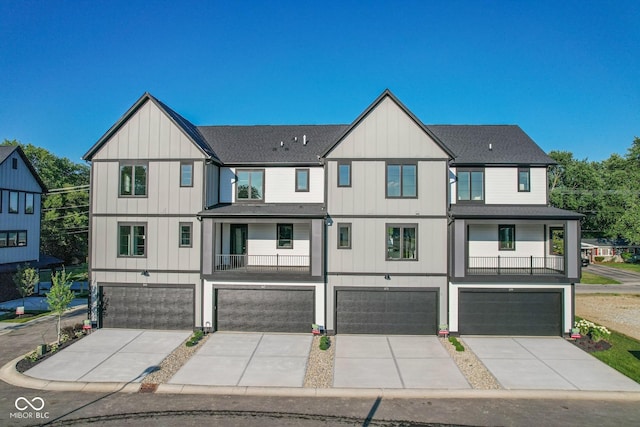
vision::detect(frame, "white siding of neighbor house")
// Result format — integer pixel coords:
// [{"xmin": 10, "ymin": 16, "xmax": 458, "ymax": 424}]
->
[
  {"xmin": 450, "ymin": 167, "xmax": 547, "ymax": 205},
  {"xmin": 218, "ymin": 166, "xmax": 324, "ymax": 204}
]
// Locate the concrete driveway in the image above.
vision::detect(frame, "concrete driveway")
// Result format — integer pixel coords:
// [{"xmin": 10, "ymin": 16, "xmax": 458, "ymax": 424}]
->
[
  {"xmin": 170, "ymin": 333, "xmax": 312, "ymax": 387},
  {"xmin": 24, "ymin": 329, "xmax": 190, "ymax": 383},
  {"xmin": 464, "ymin": 337, "xmax": 640, "ymax": 391},
  {"xmin": 333, "ymin": 335, "xmax": 470, "ymax": 389}
]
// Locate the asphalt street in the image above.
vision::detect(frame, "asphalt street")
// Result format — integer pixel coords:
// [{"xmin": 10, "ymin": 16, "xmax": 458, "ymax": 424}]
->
[
  {"xmin": 585, "ymin": 264, "xmax": 640, "ymax": 283},
  {"xmin": 0, "ymin": 309, "xmax": 639, "ymax": 426}
]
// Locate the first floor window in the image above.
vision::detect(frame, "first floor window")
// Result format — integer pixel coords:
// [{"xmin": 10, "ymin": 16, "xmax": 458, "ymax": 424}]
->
[
  {"xmin": 180, "ymin": 162, "xmax": 193, "ymax": 187},
  {"xmin": 179, "ymin": 223, "xmax": 192, "ymax": 247},
  {"xmin": 277, "ymin": 224, "xmax": 293, "ymax": 249},
  {"xmin": 9, "ymin": 191, "xmax": 18, "ymax": 213},
  {"xmin": 119, "ymin": 224, "xmax": 146, "ymax": 257},
  {"xmin": 386, "ymin": 224, "xmax": 417, "ymax": 260},
  {"xmin": 120, "ymin": 164, "xmax": 147, "ymax": 196},
  {"xmin": 498, "ymin": 225, "xmax": 515, "ymax": 251},
  {"xmin": 518, "ymin": 168, "xmax": 530, "ymax": 192},
  {"xmin": 0, "ymin": 231, "xmax": 24, "ymax": 247},
  {"xmin": 549, "ymin": 226, "xmax": 564, "ymax": 256},
  {"xmin": 338, "ymin": 223, "xmax": 351, "ymax": 249},
  {"xmin": 25, "ymin": 193, "xmax": 34, "ymax": 214},
  {"xmin": 0, "ymin": 232, "xmax": 5, "ymax": 247}
]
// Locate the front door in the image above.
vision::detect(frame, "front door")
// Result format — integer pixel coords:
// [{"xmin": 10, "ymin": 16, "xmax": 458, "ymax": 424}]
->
[{"xmin": 230, "ymin": 224, "xmax": 248, "ymax": 267}]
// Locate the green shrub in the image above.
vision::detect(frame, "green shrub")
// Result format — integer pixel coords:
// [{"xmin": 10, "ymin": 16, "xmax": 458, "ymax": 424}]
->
[
  {"xmin": 185, "ymin": 339, "xmax": 197, "ymax": 347},
  {"xmin": 193, "ymin": 330, "xmax": 204, "ymax": 340},
  {"xmin": 594, "ymin": 256, "xmax": 605, "ymax": 262},
  {"xmin": 25, "ymin": 351, "xmax": 38, "ymax": 362},
  {"xmin": 319, "ymin": 336, "xmax": 330, "ymax": 350},
  {"xmin": 448, "ymin": 336, "xmax": 465, "ymax": 352},
  {"xmin": 621, "ymin": 252, "xmax": 632, "ymax": 261}
]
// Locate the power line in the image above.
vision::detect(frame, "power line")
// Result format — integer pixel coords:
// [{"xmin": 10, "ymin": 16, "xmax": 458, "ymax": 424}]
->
[{"xmin": 43, "ymin": 204, "xmax": 89, "ymax": 212}]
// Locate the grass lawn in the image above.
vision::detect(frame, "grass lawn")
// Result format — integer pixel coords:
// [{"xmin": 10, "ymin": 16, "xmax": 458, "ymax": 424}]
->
[
  {"xmin": 598, "ymin": 262, "xmax": 640, "ymax": 273},
  {"xmin": 580, "ymin": 271, "xmax": 621, "ymax": 285},
  {"xmin": 0, "ymin": 310, "xmax": 51, "ymax": 323},
  {"xmin": 576, "ymin": 316, "xmax": 640, "ymax": 384}
]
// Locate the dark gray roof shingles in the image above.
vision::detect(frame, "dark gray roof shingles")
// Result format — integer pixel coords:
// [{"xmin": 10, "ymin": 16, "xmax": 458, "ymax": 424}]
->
[
  {"xmin": 200, "ymin": 203, "xmax": 326, "ymax": 217},
  {"xmin": 197, "ymin": 125, "xmax": 348, "ymax": 164},
  {"xmin": 0, "ymin": 145, "xmax": 17, "ymax": 164},
  {"xmin": 450, "ymin": 205, "xmax": 583, "ymax": 219},
  {"xmin": 426, "ymin": 125, "xmax": 555, "ymax": 165}
]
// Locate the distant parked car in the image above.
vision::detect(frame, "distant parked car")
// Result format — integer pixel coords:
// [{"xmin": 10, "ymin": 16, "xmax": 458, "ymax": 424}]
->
[{"xmin": 581, "ymin": 257, "xmax": 590, "ymax": 267}]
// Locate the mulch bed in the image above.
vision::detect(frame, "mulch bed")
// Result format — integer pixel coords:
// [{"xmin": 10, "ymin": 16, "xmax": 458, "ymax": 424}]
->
[
  {"xmin": 15, "ymin": 325, "xmax": 87, "ymax": 373},
  {"xmin": 568, "ymin": 336, "xmax": 612, "ymax": 353}
]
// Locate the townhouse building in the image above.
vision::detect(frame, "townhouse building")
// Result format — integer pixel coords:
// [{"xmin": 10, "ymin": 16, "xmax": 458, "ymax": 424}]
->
[{"xmin": 83, "ymin": 90, "xmax": 581, "ymax": 336}]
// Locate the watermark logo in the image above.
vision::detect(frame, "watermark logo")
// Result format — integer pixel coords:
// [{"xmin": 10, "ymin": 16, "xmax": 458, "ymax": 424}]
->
[{"xmin": 10, "ymin": 396, "xmax": 49, "ymax": 419}]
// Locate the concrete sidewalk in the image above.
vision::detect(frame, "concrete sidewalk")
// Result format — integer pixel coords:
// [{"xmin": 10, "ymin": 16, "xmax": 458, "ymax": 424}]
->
[{"xmin": 464, "ymin": 337, "xmax": 640, "ymax": 392}]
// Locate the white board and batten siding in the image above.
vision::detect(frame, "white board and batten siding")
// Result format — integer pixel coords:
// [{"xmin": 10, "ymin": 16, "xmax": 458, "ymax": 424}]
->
[{"xmin": 219, "ymin": 166, "xmax": 324, "ymax": 204}]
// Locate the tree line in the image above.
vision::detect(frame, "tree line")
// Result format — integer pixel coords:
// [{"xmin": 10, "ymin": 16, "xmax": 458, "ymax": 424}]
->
[{"xmin": 549, "ymin": 136, "xmax": 640, "ymax": 245}]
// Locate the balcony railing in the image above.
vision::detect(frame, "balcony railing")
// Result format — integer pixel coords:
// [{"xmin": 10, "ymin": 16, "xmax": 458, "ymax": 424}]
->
[
  {"xmin": 467, "ymin": 256, "xmax": 565, "ymax": 276},
  {"xmin": 214, "ymin": 254, "xmax": 310, "ymax": 273}
]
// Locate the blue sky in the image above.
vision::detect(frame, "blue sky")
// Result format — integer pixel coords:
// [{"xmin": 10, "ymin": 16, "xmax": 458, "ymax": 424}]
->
[{"xmin": 1, "ymin": 1, "xmax": 638, "ymax": 163}]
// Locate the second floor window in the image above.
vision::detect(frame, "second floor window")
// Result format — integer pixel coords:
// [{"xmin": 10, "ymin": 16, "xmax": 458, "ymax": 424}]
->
[
  {"xmin": 387, "ymin": 163, "xmax": 417, "ymax": 198},
  {"xmin": 179, "ymin": 222, "xmax": 192, "ymax": 247},
  {"xmin": 180, "ymin": 162, "xmax": 194, "ymax": 187},
  {"xmin": 237, "ymin": 170, "xmax": 264, "ymax": 201},
  {"xmin": 0, "ymin": 230, "xmax": 27, "ymax": 247},
  {"xmin": 118, "ymin": 223, "xmax": 146, "ymax": 257},
  {"xmin": 9, "ymin": 191, "xmax": 18, "ymax": 213},
  {"xmin": 518, "ymin": 168, "xmax": 530, "ymax": 192},
  {"xmin": 338, "ymin": 223, "xmax": 351, "ymax": 249},
  {"xmin": 549, "ymin": 227, "xmax": 564, "ymax": 256},
  {"xmin": 386, "ymin": 224, "xmax": 417, "ymax": 260},
  {"xmin": 120, "ymin": 164, "xmax": 147, "ymax": 197},
  {"xmin": 25, "ymin": 193, "xmax": 34, "ymax": 214},
  {"xmin": 457, "ymin": 169, "xmax": 484, "ymax": 202},
  {"xmin": 338, "ymin": 162, "xmax": 351, "ymax": 187},
  {"xmin": 277, "ymin": 224, "xmax": 293, "ymax": 249},
  {"xmin": 296, "ymin": 169, "xmax": 309, "ymax": 192}
]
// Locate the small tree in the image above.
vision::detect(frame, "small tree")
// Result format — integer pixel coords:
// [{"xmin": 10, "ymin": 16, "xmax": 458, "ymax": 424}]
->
[
  {"xmin": 47, "ymin": 269, "xmax": 76, "ymax": 344},
  {"xmin": 13, "ymin": 264, "xmax": 39, "ymax": 309}
]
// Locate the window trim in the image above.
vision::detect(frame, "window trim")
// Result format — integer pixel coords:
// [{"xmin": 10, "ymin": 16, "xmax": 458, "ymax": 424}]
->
[
  {"xmin": 180, "ymin": 162, "xmax": 194, "ymax": 188},
  {"xmin": 337, "ymin": 223, "xmax": 352, "ymax": 249},
  {"xmin": 456, "ymin": 168, "xmax": 485, "ymax": 203},
  {"xmin": 295, "ymin": 168, "xmax": 310, "ymax": 192},
  {"xmin": 498, "ymin": 224, "xmax": 516, "ymax": 251},
  {"xmin": 337, "ymin": 161, "xmax": 351, "ymax": 188},
  {"xmin": 386, "ymin": 162, "xmax": 418, "ymax": 199},
  {"xmin": 179, "ymin": 222, "xmax": 193, "ymax": 248},
  {"xmin": 119, "ymin": 161, "xmax": 148, "ymax": 198},
  {"xmin": 25, "ymin": 193, "xmax": 34, "ymax": 215},
  {"xmin": 518, "ymin": 167, "xmax": 531, "ymax": 192},
  {"xmin": 117, "ymin": 222, "xmax": 147, "ymax": 258},
  {"xmin": 276, "ymin": 223, "xmax": 294, "ymax": 249},
  {"xmin": 8, "ymin": 191, "xmax": 19, "ymax": 214},
  {"xmin": 235, "ymin": 169, "xmax": 265, "ymax": 202},
  {"xmin": 385, "ymin": 223, "xmax": 418, "ymax": 261},
  {"xmin": 549, "ymin": 226, "xmax": 564, "ymax": 256}
]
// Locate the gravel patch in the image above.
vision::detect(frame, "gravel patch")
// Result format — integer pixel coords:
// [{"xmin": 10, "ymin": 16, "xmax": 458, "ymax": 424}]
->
[
  {"xmin": 439, "ymin": 336, "xmax": 501, "ymax": 390},
  {"xmin": 142, "ymin": 334, "xmax": 210, "ymax": 384},
  {"xmin": 304, "ymin": 335, "xmax": 334, "ymax": 388},
  {"xmin": 576, "ymin": 294, "xmax": 640, "ymax": 341}
]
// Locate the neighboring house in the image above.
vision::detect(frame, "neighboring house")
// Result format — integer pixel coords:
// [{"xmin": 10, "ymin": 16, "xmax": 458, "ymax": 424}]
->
[
  {"xmin": 0, "ymin": 146, "xmax": 48, "ymax": 274},
  {"xmin": 581, "ymin": 238, "xmax": 640, "ymax": 261},
  {"xmin": 83, "ymin": 90, "xmax": 582, "ymax": 336}
]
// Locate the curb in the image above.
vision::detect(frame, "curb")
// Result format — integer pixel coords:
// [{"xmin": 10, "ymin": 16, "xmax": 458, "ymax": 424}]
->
[{"xmin": 2, "ymin": 354, "xmax": 640, "ymax": 401}]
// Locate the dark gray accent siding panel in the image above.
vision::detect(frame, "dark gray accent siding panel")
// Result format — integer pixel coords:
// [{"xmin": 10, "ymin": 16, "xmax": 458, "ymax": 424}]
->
[
  {"xmin": 216, "ymin": 289, "xmax": 314, "ymax": 332},
  {"xmin": 458, "ymin": 289, "xmax": 562, "ymax": 336},
  {"xmin": 100, "ymin": 286, "xmax": 194, "ymax": 330},
  {"xmin": 311, "ymin": 219, "xmax": 323, "ymax": 277},
  {"xmin": 202, "ymin": 218, "xmax": 213, "ymax": 275},
  {"xmin": 335, "ymin": 289, "xmax": 437, "ymax": 335}
]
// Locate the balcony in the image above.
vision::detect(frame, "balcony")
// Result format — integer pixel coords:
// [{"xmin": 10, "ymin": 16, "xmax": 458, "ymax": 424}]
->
[
  {"xmin": 467, "ymin": 256, "xmax": 564, "ymax": 276},
  {"xmin": 214, "ymin": 254, "xmax": 310, "ymax": 273}
]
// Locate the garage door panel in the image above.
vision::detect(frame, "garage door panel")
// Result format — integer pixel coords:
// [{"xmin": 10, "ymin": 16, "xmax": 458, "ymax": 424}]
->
[
  {"xmin": 336, "ymin": 290, "xmax": 437, "ymax": 335},
  {"xmin": 216, "ymin": 289, "xmax": 314, "ymax": 333},
  {"xmin": 100, "ymin": 286, "xmax": 194, "ymax": 330},
  {"xmin": 459, "ymin": 290, "xmax": 561, "ymax": 336}
]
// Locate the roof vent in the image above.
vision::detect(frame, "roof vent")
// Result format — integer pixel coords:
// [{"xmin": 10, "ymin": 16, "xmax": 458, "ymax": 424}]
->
[
  {"xmin": 294, "ymin": 136, "xmax": 298, "ymax": 143},
  {"xmin": 280, "ymin": 141, "xmax": 284, "ymax": 147},
  {"xmin": 303, "ymin": 134, "xmax": 307, "ymax": 145},
  {"xmin": 489, "ymin": 143, "xmax": 493, "ymax": 151}
]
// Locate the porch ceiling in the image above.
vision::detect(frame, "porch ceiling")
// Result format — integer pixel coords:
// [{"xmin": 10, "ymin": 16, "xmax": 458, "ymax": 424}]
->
[
  {"xmin": 199, "ymin": 203, "xmax": 326, "ymax": 218},
  {"xmin": 450, "ymin": 205, "xmax": 584, "ymax": 220}
]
